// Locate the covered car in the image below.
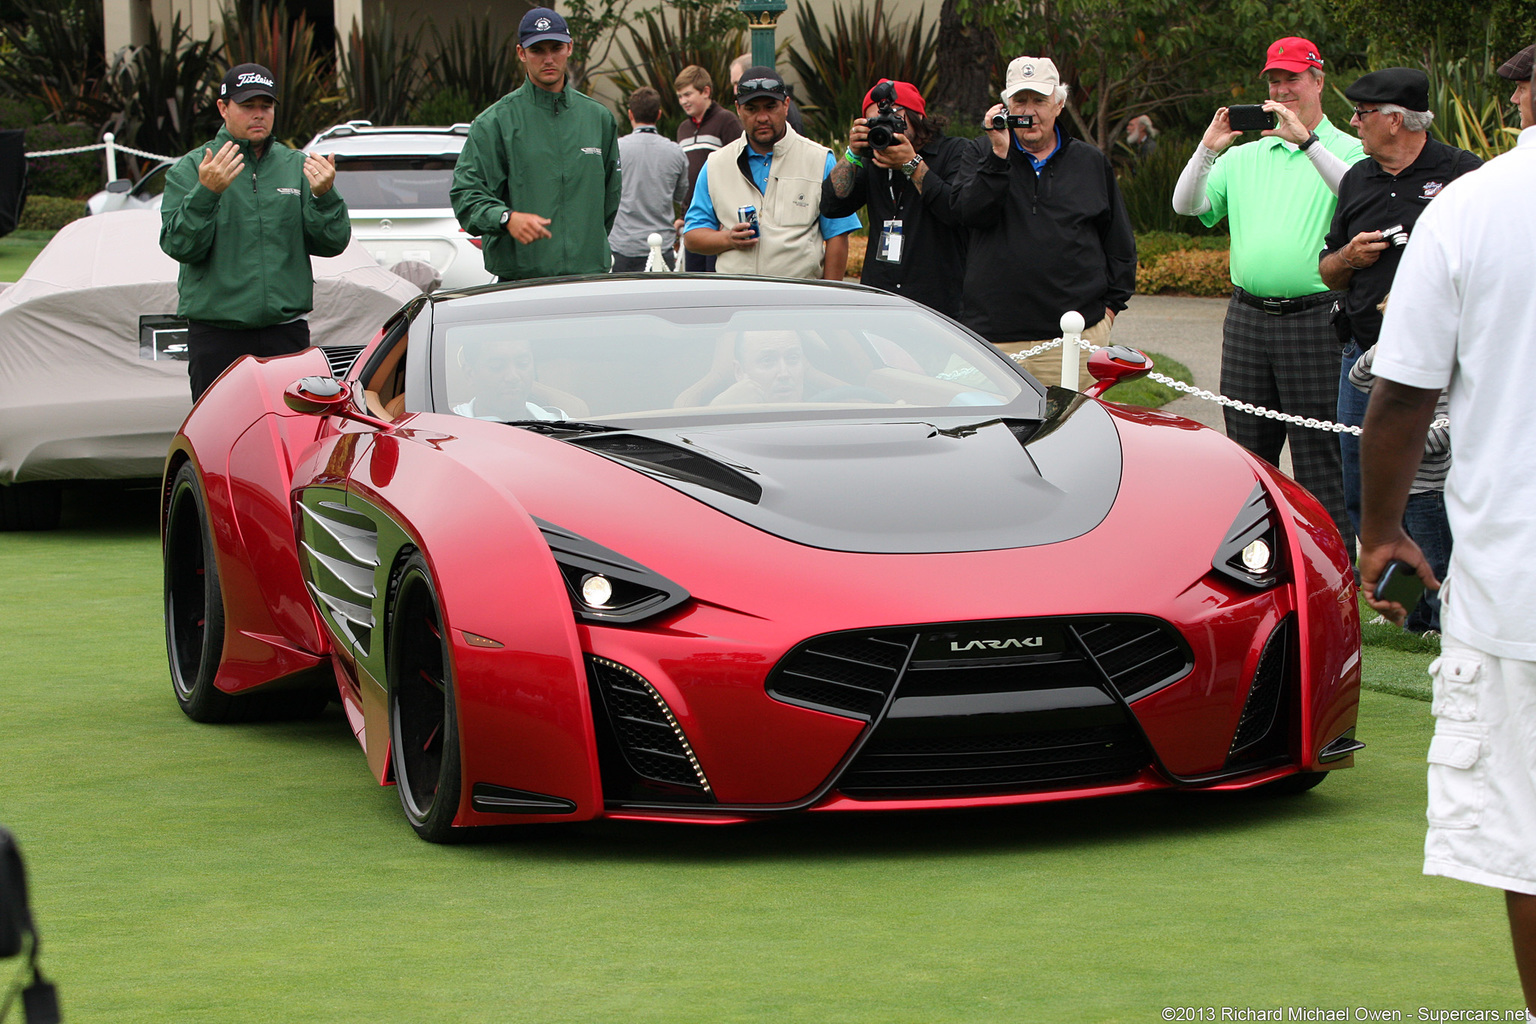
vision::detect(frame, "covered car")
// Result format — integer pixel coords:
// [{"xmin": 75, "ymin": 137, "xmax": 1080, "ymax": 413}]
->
[{"xmin": 0, "ymin": 209, "xmax": 420, "ymax": 528}]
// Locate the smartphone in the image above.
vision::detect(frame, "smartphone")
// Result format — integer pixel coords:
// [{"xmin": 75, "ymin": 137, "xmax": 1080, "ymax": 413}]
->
[
  {"xmin": 1227, "ymin": 104, "xmax": 1277, "ymax": 132},
  {"xmin": 1375, "ymin": 560, "xmax": 1426, "ymax": 609}
]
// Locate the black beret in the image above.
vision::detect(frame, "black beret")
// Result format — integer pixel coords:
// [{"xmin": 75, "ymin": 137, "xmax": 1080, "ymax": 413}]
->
[
  {"xmin": 1344, "ymin": 67, "xmax": 1430, "ymax": 111},
  {"xmin": 1497, "ymin": 43, "xmax": 1536, "ymax": 81}
]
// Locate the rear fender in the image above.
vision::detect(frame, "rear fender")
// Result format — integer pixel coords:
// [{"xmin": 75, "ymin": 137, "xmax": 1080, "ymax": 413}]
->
[
  {"xmin": 168, "ymin": 349, "xmax": 342, "ymax": 695},
  {"xmin": 345, "ymin": 429, "xmax": 602, "ymax": 825}
]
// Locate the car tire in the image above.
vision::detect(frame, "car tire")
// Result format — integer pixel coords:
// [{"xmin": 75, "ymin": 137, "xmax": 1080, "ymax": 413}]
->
[
  {"xmin": 164, "ymin": 463, "xmax": 333, "ymax": 723},
  {"xmin": 164, "ymin": 462, "xmax": 238, "ymax": 722},
  {"xmin": 1265, "ymin": 770, "xmax": 1329, "ymax": 795},
  {"xmin": 0, "ymin": 482, "xmax": 62, "ymax": 531},
  {"xmin": 388, "ymin": 551, "xmax": 464, "ymax": 843}
]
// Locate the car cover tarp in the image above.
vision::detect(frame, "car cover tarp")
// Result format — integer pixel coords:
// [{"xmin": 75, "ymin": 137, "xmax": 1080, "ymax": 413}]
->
[{"xmin": 0, "ymin": 210, "xmax": 420, "ymax": 484}]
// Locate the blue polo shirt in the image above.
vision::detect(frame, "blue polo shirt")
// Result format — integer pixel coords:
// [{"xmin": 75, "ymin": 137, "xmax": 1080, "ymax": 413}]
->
[{"xmin": 683, "ymin": 149, "xmax": 862, "ymax": 239}]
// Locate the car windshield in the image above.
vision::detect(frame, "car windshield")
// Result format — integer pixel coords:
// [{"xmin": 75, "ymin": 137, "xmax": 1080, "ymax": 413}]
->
[
  {"xmin": 435, "ymin": 305, "xmax": 1035, "ymax": 424},
  {"xmin": 330, "ymin": 157, "xmax": 456, "ymax": 210}
]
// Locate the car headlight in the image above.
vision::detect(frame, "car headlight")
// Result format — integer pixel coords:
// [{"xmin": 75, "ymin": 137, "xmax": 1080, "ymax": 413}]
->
[
  {"xmin": 1212, "ymin": 484, "xmax": 1284, "ymax": 589},
  {"xmin": 535, "ymin": 518, "xmax": 690, "ymax": 624}
]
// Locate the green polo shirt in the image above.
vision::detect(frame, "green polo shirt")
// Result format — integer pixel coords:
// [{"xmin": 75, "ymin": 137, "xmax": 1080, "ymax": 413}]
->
[{"xmin": 1200, "ymin": 116, "xmax": 1364, "ymax": 297}]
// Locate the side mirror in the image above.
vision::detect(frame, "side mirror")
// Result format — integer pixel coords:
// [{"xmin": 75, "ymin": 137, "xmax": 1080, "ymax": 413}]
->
[
  {"xmin": 105, "ymin": 178, "xmax": 132, "ymax": 194},
  {"xmin": 283, "ymin": 376, "xmax": 392, "ymax": 428},
  {"xmin": 1083, "ymin": 345, "xmax": 1154, "ymax": 399}
]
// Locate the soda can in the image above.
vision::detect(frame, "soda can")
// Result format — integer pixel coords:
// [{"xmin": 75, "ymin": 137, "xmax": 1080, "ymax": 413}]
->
[{"xmin": 737, "ymin": 205, "xmax": 759, "ymax": 238}]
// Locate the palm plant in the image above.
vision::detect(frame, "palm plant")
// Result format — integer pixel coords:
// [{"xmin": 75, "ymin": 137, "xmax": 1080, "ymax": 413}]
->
[
  {"xmin": 1421, "ymin": 32, "xmax": 1520, "ymax": 159},
  {"xmin": 221, "ymin": 2, "xmax": 346, "ymax": 147},
  {"xmin": 104, "ymin": 13, "xmax": 224, "ymax": 169},
  {"xmin": 608, "ymin": 4, "xmax": 746, "ymax": 137},
  {"xmin": 427, "ymin": 13, "xmax": 521, "ymax": 119},
  {"xmin": 785, "ymin": 0, "xmax": 937, "ymax": 145},
  {"xmin": 338, "ymin": 9, "xmax": 425, "ymax": 126},
  {"xmin": 0, "ymin": 0, "xmax": 111, "ymax": 123}
]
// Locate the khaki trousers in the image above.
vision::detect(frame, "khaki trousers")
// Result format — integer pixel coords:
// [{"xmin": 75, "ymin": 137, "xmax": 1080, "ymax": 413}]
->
[{"xmin": 991, "ymin": 316, "xmax": 1114, "ymax": 390}]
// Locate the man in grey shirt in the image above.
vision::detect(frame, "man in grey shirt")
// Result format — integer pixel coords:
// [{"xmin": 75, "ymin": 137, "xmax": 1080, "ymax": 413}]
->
[{"xmin": 610, "ymin": 87, "xmax": 689, "ymax": 271}]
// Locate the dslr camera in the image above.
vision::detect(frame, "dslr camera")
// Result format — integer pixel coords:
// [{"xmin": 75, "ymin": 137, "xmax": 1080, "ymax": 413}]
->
[
  {"xmin": 988, "ymin": 112, "xmax": 1036, "ymax": 131},
  {"xmin": 864, "ymin": 81, "xmax": 909, "ymax": 149}
]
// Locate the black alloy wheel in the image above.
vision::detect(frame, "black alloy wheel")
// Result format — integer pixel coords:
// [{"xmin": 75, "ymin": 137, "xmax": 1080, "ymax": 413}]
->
[{"xmin": 388, "ymin": 552, "xmax": 463, "ymax": 842}]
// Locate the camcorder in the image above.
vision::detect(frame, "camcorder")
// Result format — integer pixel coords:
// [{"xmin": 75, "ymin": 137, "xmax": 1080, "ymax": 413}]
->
[
  {"xmin": 988, "ymin": 112, "xmax": 1036, "ymax": 131},
  {"xmin": 865, "ymin": 82, "xmax": 909, "ymax": 149}
]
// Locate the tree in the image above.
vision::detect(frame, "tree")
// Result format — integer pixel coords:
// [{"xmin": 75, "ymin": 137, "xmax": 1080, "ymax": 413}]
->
[
  {"xmin": 955, "ymin": 0, "xmax": 1342, "ymax": 152},
  {"xmin": 930, "ymin": 0, "xmax": 1001, "ymax": 127}
]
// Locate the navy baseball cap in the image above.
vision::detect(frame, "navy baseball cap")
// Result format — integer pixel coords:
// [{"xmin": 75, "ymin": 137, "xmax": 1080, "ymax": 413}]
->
[
  {"xmin": 219, "ymin": 63, "xmax": 277, "ymax": 103},
  {"xmin": 519, "ymin": 8, "xmax": 571, "ymax": 47}
]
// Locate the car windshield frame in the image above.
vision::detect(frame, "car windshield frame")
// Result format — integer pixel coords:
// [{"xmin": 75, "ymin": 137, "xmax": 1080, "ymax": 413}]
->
[{"xmin": 426, "ymin": 301, "xmax": 1048, "ymax": 430}]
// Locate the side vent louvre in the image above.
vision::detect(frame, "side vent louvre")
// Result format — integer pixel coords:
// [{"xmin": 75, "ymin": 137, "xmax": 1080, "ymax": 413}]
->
[
  {"xmin": 1229, "ymin": 615, "xmax": 1293, "ymax": 759},
  {"xmin": 298, "ymin": 499, "xmax": 380, "ymax": 654},
  {"xmin": 587, "ymin": 657, "xmax": 711, "ymax": 793},
  {"xmin": 323, "ymin": 344, "xmax": 368, "ymax": 378}
]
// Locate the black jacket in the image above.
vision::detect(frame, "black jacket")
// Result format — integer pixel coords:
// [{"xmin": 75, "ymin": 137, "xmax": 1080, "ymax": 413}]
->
[
  {"xmin": 819, "ymin": 132, "xmax": 971, "ymax": 319},
  {"xmin": 952, "ymin": 132, "xmax": 1136, "ymax": 342}
]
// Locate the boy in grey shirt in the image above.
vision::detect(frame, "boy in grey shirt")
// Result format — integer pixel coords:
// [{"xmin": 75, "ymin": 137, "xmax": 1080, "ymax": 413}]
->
[{"xmin": 610, "ymin": 87, "xmax": 689, "ymax": 270}]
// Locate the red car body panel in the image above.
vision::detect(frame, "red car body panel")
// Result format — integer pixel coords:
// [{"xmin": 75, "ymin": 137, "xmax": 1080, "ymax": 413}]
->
[{"xmin": 164, "ymin": 279, "xmax": 1362, "ymax": 834}]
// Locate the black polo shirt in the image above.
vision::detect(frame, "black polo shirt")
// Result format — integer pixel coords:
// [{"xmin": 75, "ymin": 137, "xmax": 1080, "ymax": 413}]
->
[{"xmin": 1321, "ymin": 136, "xmax": 1481, "ymax": 347}]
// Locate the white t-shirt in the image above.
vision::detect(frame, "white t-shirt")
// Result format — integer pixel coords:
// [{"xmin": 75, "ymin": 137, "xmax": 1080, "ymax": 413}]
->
[{"xmin": 1373, "ymin": 126, "xmax": 1536, "ymax": 659}]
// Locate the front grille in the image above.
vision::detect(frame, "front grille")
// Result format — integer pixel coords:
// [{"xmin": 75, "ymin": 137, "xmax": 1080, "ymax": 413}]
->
[
  {"xmin": 1229, "ymin": 615, "xmax": 1292, "ymax": 758},
  {"xmin": 766, "ymin": 632, "xmax": 913, "ymax": 719},
  {"xmin": 838, "ymin": 722, "xmax": 1151, "ymax": 797},
  {"xmin": 322, "ymin": 344, "xmax": 368, "ymax": 377},
  {"xmin": 1077, "ymin": 618, "xmax": 1192, "ymax": 700},
  {"xmin": 586, "ymin": 657, "xmax": 709, "ymax": 792},
  {"xmin": 767, "ymin": 616, "xmax": 1182, "ymax": 800}
]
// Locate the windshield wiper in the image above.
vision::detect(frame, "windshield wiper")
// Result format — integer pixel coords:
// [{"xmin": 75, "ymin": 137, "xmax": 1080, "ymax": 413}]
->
[{"xmin": 500, "ymin": 419, "xmax": 626, "ymax": 434}]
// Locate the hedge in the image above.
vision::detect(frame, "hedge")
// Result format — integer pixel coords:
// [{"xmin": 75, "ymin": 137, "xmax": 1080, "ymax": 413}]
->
[{"xmin": 19, "ymin": 196, "xmax": 88, "ymax": 231}]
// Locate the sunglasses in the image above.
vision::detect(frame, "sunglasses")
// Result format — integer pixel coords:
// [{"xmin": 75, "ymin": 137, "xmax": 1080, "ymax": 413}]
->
[{"xmin": 738, "ymin": 78, "xmax": 785, "ymax": 95}]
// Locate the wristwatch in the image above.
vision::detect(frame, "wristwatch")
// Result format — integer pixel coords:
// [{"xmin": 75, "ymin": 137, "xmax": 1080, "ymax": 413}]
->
[
  {"xmin": 499, "ymin": 210, "xmax": 512, "ymax": 227},
  {"xmin": 1298, "ymin": 131, "xmax": 1320, "ymax": 152},
  {"xmin": 900, "ymin": 154, "xmax": 923, "ymax": 178}
]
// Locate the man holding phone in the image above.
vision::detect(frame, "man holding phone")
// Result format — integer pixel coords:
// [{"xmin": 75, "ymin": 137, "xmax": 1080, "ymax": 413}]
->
[{"xmin": 1172, "ymin": 37, "xmax": 1364, "ymax": 554}]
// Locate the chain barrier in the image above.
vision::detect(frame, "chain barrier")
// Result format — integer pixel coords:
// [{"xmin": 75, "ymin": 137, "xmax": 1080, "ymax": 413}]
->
[
  {"xmin": 1003, "ymin": 337, "xmax": 1448, "ymax": 435},
  {"xmin": 24, "ymin": 141, "xmax": 176, "ymax": 162}
]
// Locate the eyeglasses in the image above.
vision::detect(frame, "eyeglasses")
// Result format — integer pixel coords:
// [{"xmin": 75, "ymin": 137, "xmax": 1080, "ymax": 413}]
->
[
  {"xmin": 737, "ymin": 78, "xmax": 785, "ymax": 95},
  {"xmin": 1352, "ymin": 106, "xmax": 1383, "ymax": 118}
]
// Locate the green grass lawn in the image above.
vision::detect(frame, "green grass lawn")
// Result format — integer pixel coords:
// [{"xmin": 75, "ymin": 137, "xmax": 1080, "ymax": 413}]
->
[
  {"xmin": 0, "ymin": 228, "xmax": 54, "ymax": 282},
  {"xmin": 0, "ymin": 491, "xmax": 1517, "ymax": 1022}
]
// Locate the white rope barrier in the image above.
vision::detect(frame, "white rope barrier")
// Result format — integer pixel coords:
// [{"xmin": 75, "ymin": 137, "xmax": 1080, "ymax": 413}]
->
[{"xmin": 1005, "ymin": 336, "xmax": 1448, "ymax": 436}]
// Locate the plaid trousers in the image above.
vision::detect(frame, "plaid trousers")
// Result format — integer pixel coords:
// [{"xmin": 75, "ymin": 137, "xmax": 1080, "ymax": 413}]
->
[{"xmin": 1219, "ymin": 295, "xmax": 1352, "ymax": 551}]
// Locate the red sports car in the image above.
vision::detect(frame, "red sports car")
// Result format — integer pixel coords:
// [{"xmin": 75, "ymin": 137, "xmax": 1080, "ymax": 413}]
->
[{"xmin": 162, "ymin": 276, "xmax": 1362, "ymax": 842}]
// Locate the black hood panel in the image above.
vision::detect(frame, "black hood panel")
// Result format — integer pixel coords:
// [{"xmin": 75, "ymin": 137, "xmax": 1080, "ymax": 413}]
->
[{"xmin": 573, "ymin": 393, "xmax": 1123, "ymax": 554}]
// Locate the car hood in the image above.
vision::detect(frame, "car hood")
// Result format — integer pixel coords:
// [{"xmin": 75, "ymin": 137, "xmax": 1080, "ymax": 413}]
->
[{"xmin": 568, "ymin": 392, "xmax": 1121, "ymax": 554}]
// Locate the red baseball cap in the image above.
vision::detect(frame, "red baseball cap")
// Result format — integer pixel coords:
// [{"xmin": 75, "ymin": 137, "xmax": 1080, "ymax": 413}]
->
[
  {"xmin": 862, "ymin": 79, "xmax": 925, "ymax": 117},
  {"xmin": 1263, "ymin": 37, "xmax": 1325, "ymax": 74}
]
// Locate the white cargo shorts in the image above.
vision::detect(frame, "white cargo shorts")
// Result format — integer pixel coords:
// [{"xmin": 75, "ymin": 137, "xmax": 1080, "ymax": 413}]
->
[{"xmin": 1423, "ymin": 635, "xmax": 1536, "ymax": 894}]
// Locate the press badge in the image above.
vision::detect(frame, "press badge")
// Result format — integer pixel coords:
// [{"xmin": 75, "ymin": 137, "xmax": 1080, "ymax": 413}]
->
[{"xmin": 876, "ymin": 219, "xmax": 904, "ymax": 263}]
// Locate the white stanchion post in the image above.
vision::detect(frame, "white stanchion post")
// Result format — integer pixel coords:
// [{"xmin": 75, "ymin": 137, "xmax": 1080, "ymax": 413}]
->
[
  {"xmin": 1059, "ymin": 310, "xmax": 1085, "ymax": 389},
  {"xmin": 643, "ymin": 232, "xmax": 667, "ymax": 273},
  {"xmin": 103, "ymin": 132, "xmax": 118, "ymax": 183}
]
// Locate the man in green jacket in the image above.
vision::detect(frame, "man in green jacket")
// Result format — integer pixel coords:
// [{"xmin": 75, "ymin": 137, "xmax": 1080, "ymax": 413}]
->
[
  {"xmin": 451, "ymin": 8, "xmax": 621, "ymax": 281},
  {"xmin": 160, "ymin": 63, "xmax": 352, "ymax": 399}
]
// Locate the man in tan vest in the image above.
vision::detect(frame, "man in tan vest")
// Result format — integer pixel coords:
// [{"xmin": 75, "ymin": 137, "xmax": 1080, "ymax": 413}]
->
[{"xmin": 681, "ymin": 67, "xmax": 862, "ymax": 279}]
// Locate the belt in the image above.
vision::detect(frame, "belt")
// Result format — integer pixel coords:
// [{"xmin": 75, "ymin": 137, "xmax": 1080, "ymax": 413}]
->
[{"xmin": 1233, "ymin": 287, "xmax": 1335, "ymax": 316}]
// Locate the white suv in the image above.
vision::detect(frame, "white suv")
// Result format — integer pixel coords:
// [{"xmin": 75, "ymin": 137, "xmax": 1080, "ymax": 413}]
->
[{"xmin": 305, "ymin": 122, "xmax": 495, "ymax": 291}]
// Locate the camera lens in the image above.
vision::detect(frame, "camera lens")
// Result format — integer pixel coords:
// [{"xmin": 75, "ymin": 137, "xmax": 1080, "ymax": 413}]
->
[
  {"xmin": 867, "ymin": 125, "xmax": 893, "ymax": 149},
  {"xmin": 988, "ymin": 113, "xmax": 1007, "ymax": 131}
]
